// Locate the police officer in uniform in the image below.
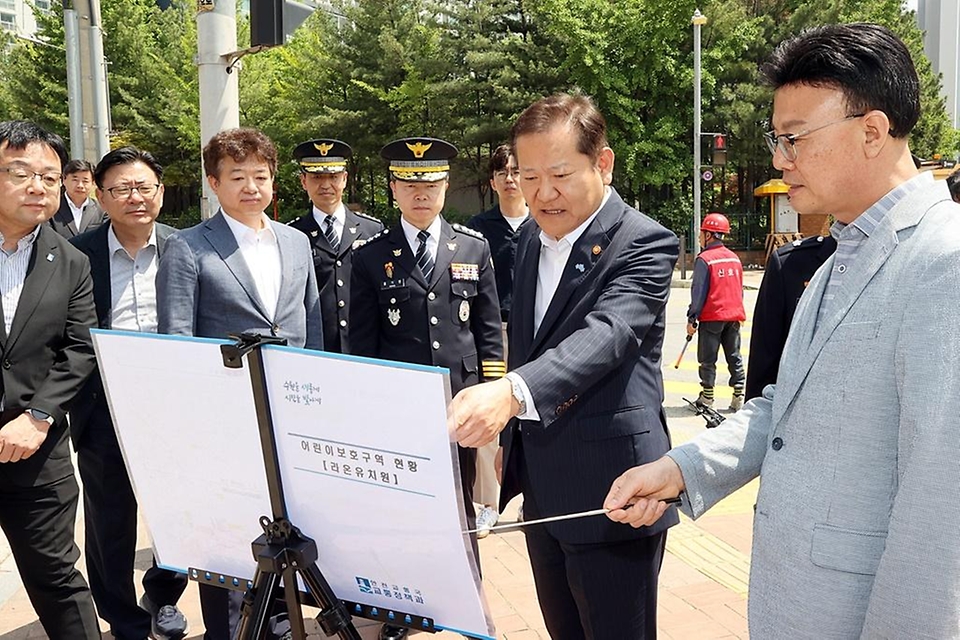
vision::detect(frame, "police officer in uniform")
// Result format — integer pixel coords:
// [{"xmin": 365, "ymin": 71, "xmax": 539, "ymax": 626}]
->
[
  {"xmin": 349, "ymin": 137, "xmax": 504, "ymax": 640},
  {"xmin": 745, "ymin": 233, "xmax": 837, "ymax": 400},
  {"xmin": 289, "ymin": 139, "xmax": 383, "ymax": 353}
]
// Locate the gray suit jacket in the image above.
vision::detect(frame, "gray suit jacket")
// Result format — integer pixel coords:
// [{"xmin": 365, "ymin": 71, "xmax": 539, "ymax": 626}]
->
[
  {"xmin": 49, "ymin": 195, "xmax": 107, "ymax": 239},
  {"xmin": 669, "ymin": 175, "xmax": 960, "ymax": 638},
  {"xmin": 157, "ymin": 211, "xmax": 322, "ymax": 349}
]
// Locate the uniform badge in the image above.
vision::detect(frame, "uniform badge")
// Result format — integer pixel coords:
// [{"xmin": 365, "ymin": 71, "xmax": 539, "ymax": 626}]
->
[
  {"xmin": 447, "ymin": 242, "xmax": 457, "ymax": 251},
  {"xmin": 310, "ymin": 230, "xmax": 319, "ymax": 238},
  {"xmin": 592, "ymin": 244, "xmax": 602, "ymax": 256},
  {"xmin": 349, "ymin": 227, "xmax": 357, "ymax": 235},
  {"xmin": 458, "ymin": 299, "xmax": 470, "ymax": 323},
  {"xmin": 575, "ymin": 263, "xmax": 585, "ymax": 273},
  {"xmin": 387, "ymin": 308, "xmax": 401, "ymax": 326},
  {"xmin": 392, "ymin": 248, "xmax": 402, "ymax": 257},
  {"xmin": 450, "ymin": 262, "xmax": 479, "ymax": 281},
  {"xmin": 384, "ymin": 262, "xmax": 394, "ymax": 279}
]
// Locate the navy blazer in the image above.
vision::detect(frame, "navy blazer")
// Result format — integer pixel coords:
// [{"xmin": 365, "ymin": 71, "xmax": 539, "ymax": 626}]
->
[
  {"xmin": 500, "ymin": 188, "xmax": 680, "ymax": 544},
  {"xmin": 68, "ymin": 222, "xmax": 175, "ymax": 446}
]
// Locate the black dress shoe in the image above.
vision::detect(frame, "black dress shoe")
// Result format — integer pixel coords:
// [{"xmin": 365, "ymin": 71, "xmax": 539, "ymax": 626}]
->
[
  {"xmin": 139, "ymin": 594, "xmax": 188, "ymax": 640},
  {"xmin": 379, "ymin": 623, "xmax": 410, "ymax": 639}
]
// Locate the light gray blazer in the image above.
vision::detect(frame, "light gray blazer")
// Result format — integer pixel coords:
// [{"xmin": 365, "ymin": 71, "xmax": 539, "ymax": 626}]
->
[
  {"xmin": 669, "ymin": 175, "xmax": 960, "ymax": 638},
  {"xmin": 157, "ymin": 211, "xmax": 322, "ymax": 350}
]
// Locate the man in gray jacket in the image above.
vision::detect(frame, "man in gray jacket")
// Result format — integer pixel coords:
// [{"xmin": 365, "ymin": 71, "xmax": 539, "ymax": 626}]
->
[{"xmin": 605, "ymin": 23, "xmax": 960, "ymax": 638}]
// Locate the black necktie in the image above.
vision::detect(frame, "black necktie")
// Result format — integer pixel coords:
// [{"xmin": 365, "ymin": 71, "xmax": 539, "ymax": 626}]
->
[
  {"xmin": 415, "ymin": 230, "xmax": 434, "ymax": 281},
  {"xmin": 323, "ymin": 215, "xmax": 339, "ymax": 253}
]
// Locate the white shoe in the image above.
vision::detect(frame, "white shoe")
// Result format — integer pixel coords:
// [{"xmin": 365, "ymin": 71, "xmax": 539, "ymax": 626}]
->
[{"xmin": 476, "ymin": 506, "xmax": 499, "ymax": 539}]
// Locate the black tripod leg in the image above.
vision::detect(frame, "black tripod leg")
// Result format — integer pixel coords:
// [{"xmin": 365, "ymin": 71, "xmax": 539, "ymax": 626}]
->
[
  {"xmin": 239, "ymin": 568, "xmax": 282, "ymax": 640},
  {"xmin": 299, "ymin": 563, "xmax": 362, "ymax": 640},
  {"xmin": 282, "ymin": 565, "xmax": 307, "ymax": 640}
]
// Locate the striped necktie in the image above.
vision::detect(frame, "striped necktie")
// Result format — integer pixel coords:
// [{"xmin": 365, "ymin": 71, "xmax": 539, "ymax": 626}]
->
[
  {"xmin": 415, "ymin": 229, "xmax": 434, "ymax": 281},
  {"xmin": 323, "ymin": 215, "xmax": 339, "ymax": 253}
]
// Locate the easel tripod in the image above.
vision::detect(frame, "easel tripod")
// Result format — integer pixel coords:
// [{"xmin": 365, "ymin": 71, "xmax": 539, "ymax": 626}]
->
[{"xmin": 221, "ymin": 333, "xmax": 361, "ymax": 640}]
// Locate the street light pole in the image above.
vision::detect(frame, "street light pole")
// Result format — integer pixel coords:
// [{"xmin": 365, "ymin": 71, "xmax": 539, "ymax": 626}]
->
[{"xmin": 692, "ymin": 9, "xmax": 707, "ymax": 258}]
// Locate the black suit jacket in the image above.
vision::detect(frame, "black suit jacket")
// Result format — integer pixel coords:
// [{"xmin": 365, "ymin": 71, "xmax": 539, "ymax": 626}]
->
[
  {"xmin": 49, "ymin": 195, "xmax": 107, "ymax": 239},
  {"xmin": 349, "ymin": 218, "xmax": 503, "ymax": 395},
  {"xmin": 745, "ymin": 234, "xmax": 837, "ymax": 400},
  {"xmin": 68, "ymin": 222, "xmax": 175, "ymax": 446},
  {"xmin": 466, "ymin": 206, "xmax": 529, "ymax": 321},
  {"xmin": 500, "ymin": 188, "xmax": 680, "ymax": 544},
  {"xmin": 0, "ymin": 224, "xmax": 97, "ymax": 487},
  {"xmin": 288, "ymin": 207, "xmax": 383, "ymax": 353}
]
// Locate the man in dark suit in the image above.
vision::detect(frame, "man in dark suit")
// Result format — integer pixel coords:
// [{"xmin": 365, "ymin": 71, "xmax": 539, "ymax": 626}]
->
[
  {"xmin": 745, "ymin": 234, "xmax": 836, "ymax": 400},
  {"xmin": 288, "ymin": 139, "xmax": 382, "ymax": 353},
  {"xmin": 0, "ymin": 120, "xmax": 100, "ymax": 638},
  {"xmin": 49, "ymin": 158, "xmax": 107, "ymax": 239},
  {"xmin": 157, "ymin": 128, "xmax": 322, "ymax": 640},
  {"xmin": 450, "ymin": 95, "xmax": 679, "ymax": 638},
  {"xmin": 350, "ymin": 137, "xmax": 504, "ymax": 640},
  {"xmin": 71, "ymin": 147, "xmax": 189, "ymax": 640}
]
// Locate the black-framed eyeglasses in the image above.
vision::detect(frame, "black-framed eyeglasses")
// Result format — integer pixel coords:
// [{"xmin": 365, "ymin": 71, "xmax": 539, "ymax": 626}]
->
[
  {"xmin": 106, "ymin": 184, "xmax": 161, "ymax": 199},
  {"xmin": 0, "ymin": 166, "xmax": 62, "ymax": 190},
  {"xmin": 763, "ymin": 114, "xmax": 865, "ymax": 162}
]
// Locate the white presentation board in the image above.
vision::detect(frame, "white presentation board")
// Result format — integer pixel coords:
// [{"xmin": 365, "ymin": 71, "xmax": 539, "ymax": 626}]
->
[{"xmin": 91, "ymin": 330, "xmax": 494, "ymax": 639}]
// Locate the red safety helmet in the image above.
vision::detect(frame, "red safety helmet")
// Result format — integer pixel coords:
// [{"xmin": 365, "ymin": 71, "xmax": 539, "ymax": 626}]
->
[{"xmin": 701, "ymin": 213, "xmax": 730, "ymax": 234}]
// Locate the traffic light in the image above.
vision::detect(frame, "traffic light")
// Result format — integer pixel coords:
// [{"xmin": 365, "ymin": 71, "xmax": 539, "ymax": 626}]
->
[
  {"xmin": 713, "ymin": 134, "xmax": 728, "ymax": 166},
  {"xmin": 250, "ymin": 0, "xmax": 316, "ymax": 48}
]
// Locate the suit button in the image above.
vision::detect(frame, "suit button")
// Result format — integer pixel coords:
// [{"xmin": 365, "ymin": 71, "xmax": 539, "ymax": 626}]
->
[
  {"xmin": 771, "ymin": 437, "xmax": 783, "ymax": 451},
  {"xmin": 336, "ymin": 260, "xmax": 342, "ymax": 267},
  {"xmin": 2, "ymin": 359, "xmax": 10, "ymax": 369},
  {"xmin": 339, "ymin": 320, "xmax": 347, "ymax": 327},
  {"xmin": 338, "ymin": 300, "xmax": 345, "ymax": 308},
  {"xmin": 337, "ymin": 279, "xmax": 344, "ymax": 287},
  {"xmin": 430, "ymin": 317, "xmax": 438, "ymax": 325},
  {"xmin": 432, "ymin": 341, "xmax": 440, "ymax": 350},
  {"xmin": 428, "ymin": 292, "xmax": 436, "ymax": 301}
]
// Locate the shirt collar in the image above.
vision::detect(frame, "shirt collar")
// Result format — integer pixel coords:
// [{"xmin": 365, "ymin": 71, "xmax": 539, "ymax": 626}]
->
[
  {"xmin": 830, "ymin": 172, "xmax": 933, "ymax": 240},
  {"xmin": 539, "ymin": 187, "xmax": 610, "ymax": 250},
  {"xmin": 107, "ymin": 222, "xmax": 158, "ymax": 259},
  {"xmin": 221, "ymin": 210, "xmax": 276, "ymax": 244},
  {"xmin": 400, "ymin": 215, "xmax": 443, "ymax": 251},
  {"xmin": 0, "ymin": 224, "xmax": 42, "ymax": 256},
  {"xmin": 67, "ymin": 196, "xmax": 90, "ymax": 216},
  {"xmin": 312, "ymin": 202, "xmax": 346, "ymax": 227}
]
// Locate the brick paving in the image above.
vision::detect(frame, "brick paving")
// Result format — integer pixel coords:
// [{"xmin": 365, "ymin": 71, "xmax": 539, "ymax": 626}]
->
[{"xmin": 0, "ymin": 273, "xmax": 764, "ymax": 638}]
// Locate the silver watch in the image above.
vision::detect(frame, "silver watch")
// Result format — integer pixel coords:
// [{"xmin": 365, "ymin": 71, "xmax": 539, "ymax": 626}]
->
[{"xmin": 508, "ymin": 375, "xmax": 527, "ymax": 416}]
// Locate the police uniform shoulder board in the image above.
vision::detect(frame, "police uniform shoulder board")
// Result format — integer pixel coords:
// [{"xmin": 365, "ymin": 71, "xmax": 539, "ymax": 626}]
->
[
  {"xmin": 355, "ymin": 211, "xmax": 382, "ymax": 224},
  {"xmin": 452, "ymin": 222, "xmax": 484, "ymax": 241},
  {"xmin": 356, "ymin": 229, "xmax": 387, "ymax": 251}
]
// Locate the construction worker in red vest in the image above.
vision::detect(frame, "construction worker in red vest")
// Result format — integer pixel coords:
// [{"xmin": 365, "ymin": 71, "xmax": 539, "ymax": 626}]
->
[{"xmin": 687, "ymin": 212, "xmax": 746, "ymax": 412}]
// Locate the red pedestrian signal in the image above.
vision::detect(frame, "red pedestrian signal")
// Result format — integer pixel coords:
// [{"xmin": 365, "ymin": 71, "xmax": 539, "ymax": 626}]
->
[{"xmin": 713, "ymin": 134, "xmax": 728, "ymax": 166}]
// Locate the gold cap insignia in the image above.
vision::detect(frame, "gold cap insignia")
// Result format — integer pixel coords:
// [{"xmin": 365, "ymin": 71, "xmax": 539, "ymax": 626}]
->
[
  {"xmin": 314, "ymin": 142, "xmax": 335, "ymax": 156},
  {"xmin": 406, "ymin": 141, "xmax": 433, "ymax": 159}
]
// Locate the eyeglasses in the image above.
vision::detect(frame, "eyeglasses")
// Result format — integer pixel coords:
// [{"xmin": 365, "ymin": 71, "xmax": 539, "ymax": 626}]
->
[
  {"xmin": 0, "ymin": 166, "xmax": 62, "ymax": 191},
  {"xmin": 105, "ymin": 184, "xmax": 161, "ymax": 199},
  {"xmin": 763, "ymin": 114, "xmax": 865, "ymax": 162},
  {"xmin": 494, "ymin": 169, "xmax": 521, "ymax": 179}
]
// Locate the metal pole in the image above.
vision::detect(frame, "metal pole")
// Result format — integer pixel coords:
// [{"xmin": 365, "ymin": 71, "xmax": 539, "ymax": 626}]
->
[
  {"xmin": 87, "ymin": 0, "xmax": 110, "ymax": 161},
  {"xmin": 692, "ymin": 9, "xmax": 707, "ymax": 258},
  {"xmin": 197, "ymin": 0, "xmax": 240, "ymax": 219},
  {"xmin": 64, "ymin": 9, "xmax": 83, "ymax": 160}
]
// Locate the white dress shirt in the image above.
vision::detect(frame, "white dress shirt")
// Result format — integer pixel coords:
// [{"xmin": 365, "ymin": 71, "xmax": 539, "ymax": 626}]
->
[
  {"xmin": 68, "ymin": 197, "xmax": 91, "ymax": 229},
  {"xmin": 508, "ymin": 188, "xmax": 610, "ymax": 422},
  {"xmin": 312, "ymin": 202, "xmax": 346, "ymax": 246},
  {"xmin": 400, "ymin": 216, "xmax": 442, "ymax": 261},
  {"xmin": 107, "ymin": 225, "xmax": 159, "ymax": 332},
  {"xmin": 0, "ymin": 226, "xmax": 42, "ymax": 335},
  {"xmin": 222, "ymin": 212, "xmax": 282, "ymax": 321}
]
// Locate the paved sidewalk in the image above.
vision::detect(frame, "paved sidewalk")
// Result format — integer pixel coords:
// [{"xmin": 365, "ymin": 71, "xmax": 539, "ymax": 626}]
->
[{"xmin": 0, "ymin": 279, "xmax": 762, "ymax": 639}]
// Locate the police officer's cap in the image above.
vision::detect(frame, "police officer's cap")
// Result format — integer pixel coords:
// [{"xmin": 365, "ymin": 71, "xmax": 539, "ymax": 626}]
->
[
  {"xmin": 294, "ymin": 139, "xmax": 352, "ymax": 174},
  {"xmin": 380, "ymin": 137, "xmax": 458, "ymax": 182}
]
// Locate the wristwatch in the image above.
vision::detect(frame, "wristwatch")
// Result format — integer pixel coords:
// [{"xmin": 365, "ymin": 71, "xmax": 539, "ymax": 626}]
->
[
  {"xmin": 506, "ymin": 373, "xmax": 527, "ymax": 416},
  {"xmin": 27, "ymin": 408, "xmax": 54, "ymax": 426}
]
